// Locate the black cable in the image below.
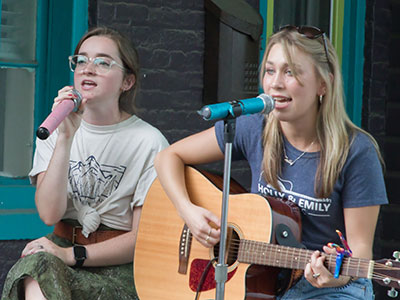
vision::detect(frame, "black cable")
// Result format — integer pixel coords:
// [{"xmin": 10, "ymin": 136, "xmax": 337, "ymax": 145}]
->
[{"xmin": 194, "ymin": 257, "xmax": 218, "ymax": 300}]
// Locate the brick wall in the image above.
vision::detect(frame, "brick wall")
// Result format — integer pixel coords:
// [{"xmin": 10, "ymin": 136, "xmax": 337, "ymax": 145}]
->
[
  {"xmin": 364, "ymin": 0, "xmax": 397, "ymax": 299},
  {"xmin": 89, "ymin": 0, "xmax": 257, "ymax": 186},
  {"xmin": 90, "ymin": 0, "xmax": 208, "ymax": 143}
]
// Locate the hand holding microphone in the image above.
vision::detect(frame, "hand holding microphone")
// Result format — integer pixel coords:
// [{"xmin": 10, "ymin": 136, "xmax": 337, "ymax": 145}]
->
[
  {"xmin": 198, "ymin": 94, "xmax": 275, "ymax": 121},
  {"xmin": 36, "ymin": 88, "xmax": 83, "ymax": 140}
]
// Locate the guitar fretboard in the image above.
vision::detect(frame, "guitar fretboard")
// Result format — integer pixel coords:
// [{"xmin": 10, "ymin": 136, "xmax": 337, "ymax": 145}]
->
[{"xmin": 238, "ymin": 239, "xmax": 373, "ymax": 279}]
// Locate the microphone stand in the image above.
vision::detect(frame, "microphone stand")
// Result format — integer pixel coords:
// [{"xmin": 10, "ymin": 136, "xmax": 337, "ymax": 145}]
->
[{"xmin": 215, "ymin": 117, "xmax": 236, "ymax": 300}]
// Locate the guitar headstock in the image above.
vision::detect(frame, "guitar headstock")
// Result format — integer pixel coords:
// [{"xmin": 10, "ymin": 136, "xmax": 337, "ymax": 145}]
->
[{"xmin": 375, "ymin": 251, "xmax": 400, "ymax": 298}]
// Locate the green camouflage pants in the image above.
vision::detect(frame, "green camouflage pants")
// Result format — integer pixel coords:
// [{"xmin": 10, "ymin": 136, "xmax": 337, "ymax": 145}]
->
[{"xmin": 1, "ymin": 233, "xmax": 138, "ymax": 300}]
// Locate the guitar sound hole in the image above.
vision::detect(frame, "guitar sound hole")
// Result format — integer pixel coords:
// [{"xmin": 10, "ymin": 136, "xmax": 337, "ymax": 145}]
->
[{"xmin": 212, "ymin": 226, "xmax": 240, "ymax": 266}]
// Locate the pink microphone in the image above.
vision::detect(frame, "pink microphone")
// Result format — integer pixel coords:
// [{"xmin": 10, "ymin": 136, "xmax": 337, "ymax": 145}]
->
[{"xmin": 36, "ymin": 89, "xmax": 82, "ymax": 140}]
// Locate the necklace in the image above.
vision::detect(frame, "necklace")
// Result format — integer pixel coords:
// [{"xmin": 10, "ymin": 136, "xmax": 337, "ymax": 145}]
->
[{"xmin": 283, "ymin": 139, "xmax": 316, "ymax": 166}]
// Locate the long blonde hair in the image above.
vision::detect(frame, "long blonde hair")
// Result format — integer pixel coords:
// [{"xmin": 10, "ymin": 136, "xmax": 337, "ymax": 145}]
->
[{"xmin": 260, "ymin": 29, "xmax": 384, "ymax": 198}]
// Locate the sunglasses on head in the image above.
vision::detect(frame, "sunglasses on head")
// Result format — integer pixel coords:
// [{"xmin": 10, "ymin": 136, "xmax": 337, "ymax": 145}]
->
[{"xmin": 278, "ymin": 25, "xmax": 332, "ymax": 72}]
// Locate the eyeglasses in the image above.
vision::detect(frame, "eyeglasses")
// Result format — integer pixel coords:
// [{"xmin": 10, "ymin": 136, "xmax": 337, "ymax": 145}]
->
[
  {"xmin": 279, "ymin": 25, "xmax": 332, "ymax": 72},
  {"xmin": 68, "ymin": 55, "xmax": 125, "ymax": 74}
]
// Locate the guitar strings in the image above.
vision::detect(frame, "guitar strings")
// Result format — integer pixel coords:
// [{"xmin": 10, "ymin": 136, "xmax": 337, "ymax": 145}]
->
[{"xmin": 211, "ymin": 237, "xmax": 400, "ymax": 285}]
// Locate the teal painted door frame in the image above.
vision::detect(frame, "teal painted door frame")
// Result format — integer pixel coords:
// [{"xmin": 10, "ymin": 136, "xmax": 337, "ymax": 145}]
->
[
  {"xmin": 0, "ymin": 0, "xmax": 88, "ymax": 240},
  {"xmin": 341, "ymin": 0, "xmax": 365, "ymax": 126}
]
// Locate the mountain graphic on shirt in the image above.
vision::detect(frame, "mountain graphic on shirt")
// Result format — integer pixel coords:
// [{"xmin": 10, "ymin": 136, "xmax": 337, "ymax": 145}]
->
[{"xmin": 69, "ymin": 155, "xmax": 126, "ymax": 206}]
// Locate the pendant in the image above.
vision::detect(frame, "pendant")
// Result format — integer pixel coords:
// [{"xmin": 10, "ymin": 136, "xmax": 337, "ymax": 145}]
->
[{"xmin": 284, "ymin": 157, "xmax": 294, "ymax": 166}]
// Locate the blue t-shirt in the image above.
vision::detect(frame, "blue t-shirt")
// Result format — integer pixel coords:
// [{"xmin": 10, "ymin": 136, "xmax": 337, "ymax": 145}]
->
[{"xmin": 215, "ymin": 113, "xmax": 388, "ymax": 250}]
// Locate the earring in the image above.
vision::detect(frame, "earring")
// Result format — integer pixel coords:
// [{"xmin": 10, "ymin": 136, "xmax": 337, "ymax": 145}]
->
[{"xmin": 319, "ymin": 95, "xmax": 323, "ymax": 104}]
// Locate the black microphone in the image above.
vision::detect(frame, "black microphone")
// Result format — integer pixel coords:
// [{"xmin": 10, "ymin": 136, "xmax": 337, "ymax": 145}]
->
[
  {"xmin": 36, "ymin": 89, "xmax": 82, "ymax": 140},
  {"xmin": 197, "ymin": 94, "xmax": 275, "ymax": 121}
]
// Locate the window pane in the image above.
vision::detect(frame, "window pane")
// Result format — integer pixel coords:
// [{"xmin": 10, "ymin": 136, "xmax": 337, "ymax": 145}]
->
[
  {"xmin": 273, "ymin": 0, "xmax": 331, "ymax": 37},
  {"xmin": 0, "ymin": 0, "xmax": 37, "ymax": 62},
  {"xmin": 0, "ymin": 68, "xmax": 35, "ymax": 177}
]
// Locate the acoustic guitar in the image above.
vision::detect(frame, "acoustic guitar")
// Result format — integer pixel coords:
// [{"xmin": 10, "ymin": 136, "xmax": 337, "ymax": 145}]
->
[{"xmin": 134, "ymin": 167, "xmax": 400, "ymax": 299}]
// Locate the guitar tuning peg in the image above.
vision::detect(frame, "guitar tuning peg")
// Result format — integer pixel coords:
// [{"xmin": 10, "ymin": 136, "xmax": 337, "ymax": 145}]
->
[
  {"xmin": 388, "ymin": 287, "xmax": 398, "ymax": 298},
  {"xmin": 393, "ymin": 251, "xmax": 400, "ymax": 261}
]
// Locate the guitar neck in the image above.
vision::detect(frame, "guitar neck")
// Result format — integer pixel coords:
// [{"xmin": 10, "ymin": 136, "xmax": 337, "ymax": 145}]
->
[{"xmin": 238, "ymin": 239, "xmax": 374, "ymax": 279}]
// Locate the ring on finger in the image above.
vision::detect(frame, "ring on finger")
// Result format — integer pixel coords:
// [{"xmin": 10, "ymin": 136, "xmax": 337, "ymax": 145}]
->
[
  {"xmin": 312, "ymin": 273, "xmax": 320, "ymax": 279},
  {"xmin": 205, "ymin": 235, "xmax": 210, "ymax": 243}
]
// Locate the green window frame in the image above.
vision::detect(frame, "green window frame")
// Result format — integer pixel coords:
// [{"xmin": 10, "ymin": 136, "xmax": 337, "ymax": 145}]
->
[
  {"xmin": 0, "ymin": 0, "xmax": 87, "ymax": 240},
  {"xmin": 259, "ymin": 0, "xmax": 365, "ymax": 126}
]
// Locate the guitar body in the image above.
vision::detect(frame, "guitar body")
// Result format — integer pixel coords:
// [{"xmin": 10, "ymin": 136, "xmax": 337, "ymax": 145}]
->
[{"xmin": 134, "ymin": 167, "xmax": 301, "ymax": 300}]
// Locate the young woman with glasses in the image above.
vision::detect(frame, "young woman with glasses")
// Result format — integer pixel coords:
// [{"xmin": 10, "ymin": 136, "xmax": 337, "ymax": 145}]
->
[
  {"xmin": 154, "ymin": 26, "xmax": 387, "ymax": 299},
  {"xmin": 2, "ymin": 27, "xmax": 168, "ymax": 300}
]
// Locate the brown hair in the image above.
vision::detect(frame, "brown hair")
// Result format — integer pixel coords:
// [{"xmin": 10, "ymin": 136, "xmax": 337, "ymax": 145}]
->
[{"xmin": 74, "ymin": 27, "xmax": 140, "ymax": 114}]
